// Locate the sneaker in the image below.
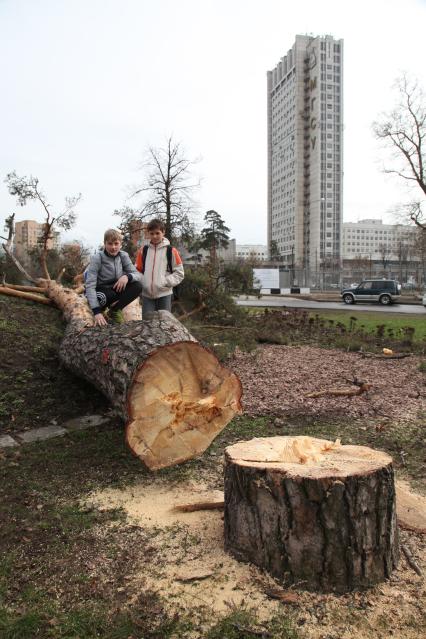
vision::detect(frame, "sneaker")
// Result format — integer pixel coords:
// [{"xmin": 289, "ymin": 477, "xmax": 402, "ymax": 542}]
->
[{"xmin": 109, "ymin": 309, "xmax": 124, "ymax": 324}]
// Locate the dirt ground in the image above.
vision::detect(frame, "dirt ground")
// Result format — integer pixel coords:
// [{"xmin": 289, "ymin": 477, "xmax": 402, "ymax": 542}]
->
[
  {"xmin": 1, "ymin": 297, "xmax": 426, "ymax": 637},
  {"xmin": 88, "ymin": 476, "xmax": 426, "ymax": 639},
  {"xmin": 229, "ymin": 344, "xmax": 426, "ymax": 422}
]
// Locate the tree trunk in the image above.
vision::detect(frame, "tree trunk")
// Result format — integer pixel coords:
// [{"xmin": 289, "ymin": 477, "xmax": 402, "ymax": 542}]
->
[
  {"xmin": 43, "ymin": 276, "xmax": 242, "ymax": 471},
  {"xmin": 2, "ymin": 250, "xmax": 242, "ymax": 471},
  {"xmin": 224, "ymin": 436, "xmax": 399, "ymax": 593}
]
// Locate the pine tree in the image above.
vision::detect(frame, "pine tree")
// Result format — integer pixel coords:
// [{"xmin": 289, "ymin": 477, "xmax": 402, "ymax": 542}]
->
[{"xmin": 200, "ymin": 210, "xmax": 230, "ymax": 264}]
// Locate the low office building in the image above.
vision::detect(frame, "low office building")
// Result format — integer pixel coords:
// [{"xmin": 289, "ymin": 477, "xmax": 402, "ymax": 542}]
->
[
  {"xmin": 236, "ymin": 244, "xmax": 268, "ymax": 261},
  {"xmin": 342, "ymin": 220, "xmax": 424, "ymax": 285},
  {"xmin": 342, "ymin": 219, "xmax": 418, "ymax": 260}
]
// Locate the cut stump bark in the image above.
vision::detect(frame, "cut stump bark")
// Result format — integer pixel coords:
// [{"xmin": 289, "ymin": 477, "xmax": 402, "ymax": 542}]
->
[
  {"xmin": 224, "ymin": 436, "xmax": 399, "ymax": 593},
  {"xmin": 58, "ymin": 306, "xmax": 242, "ymax": 470}
]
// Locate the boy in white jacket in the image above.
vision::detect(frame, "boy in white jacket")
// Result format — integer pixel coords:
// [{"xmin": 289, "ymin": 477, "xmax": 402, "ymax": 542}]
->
[{"xmin": 135, "ymin": 219, "xmax": 184, "ymax": 314}]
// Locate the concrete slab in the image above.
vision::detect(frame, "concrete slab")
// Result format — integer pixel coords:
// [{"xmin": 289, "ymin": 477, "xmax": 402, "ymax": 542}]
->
[
  {"xmin": 17, "ymin": 425, "xmax": 68, "ymax": 443},
  {"xmin": 0, "ymin": 435, "xmax": 19, "ymax": 448},
  {"xmin": 63, "ymin": 414, "xmax": 110, "ymax": 431}
]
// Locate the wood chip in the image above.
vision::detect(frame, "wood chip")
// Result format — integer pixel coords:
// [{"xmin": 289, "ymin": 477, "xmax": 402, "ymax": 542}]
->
[
  {"xmin": 175, "ymin": 569, "xmax": 214, "ymax": 582},
  {"xmin": 264, "ymin": 587, "xmax": 300, "ymax": 604}
]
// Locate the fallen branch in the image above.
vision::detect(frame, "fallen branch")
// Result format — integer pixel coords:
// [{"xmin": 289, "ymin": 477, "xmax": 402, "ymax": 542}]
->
[
  {"xmin": 2, "ymin": 242, "xmax": 37, "ymax": 284},
  {"xmin": 1, "ymin": 283, "xmax": 47, "ymax": 294},
  {"xmin": 189, "ymin": 324, "xmax": 253, "ymax": 331},
  {"xmin": 73, "ymin": 273, "xmax": 85, "ymax": 287},
  {"xmin": 306, "ymin": 382, "xmax": 371, "ymax": 399},
  {"xmin": 56, "ymin": 267, "xmax": 66, "ymax": 283},
  {"xmin": 172, "ymin": 499, "xmax": 224, "ymax": 513},
  {"xmin": 401, "ymin": 544, "xmax": 424, "ymax": 577},
  {"xmin": 177, "ymin": 302, "xmax": 207, "ymax": 321},
  {"xmin": 264, "ymin": 587, "xmax": 300, "ymax": 604},
  {"xmin": 359, "ymin": 352, "xmax": 411, "ymax": 360},
  {"xmin": 0, "ymin": 286, "xmax": 53, "ymax": 305}
]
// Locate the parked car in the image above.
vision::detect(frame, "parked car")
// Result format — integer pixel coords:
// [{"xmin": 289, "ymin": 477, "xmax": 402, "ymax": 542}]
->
[
  {"xmin": 341, "ymin": 279, "xmax": 401, "ymax": 305},
  {"xmin": 423, "ymin": 291, "xmax": 426, "ymax": 307}
]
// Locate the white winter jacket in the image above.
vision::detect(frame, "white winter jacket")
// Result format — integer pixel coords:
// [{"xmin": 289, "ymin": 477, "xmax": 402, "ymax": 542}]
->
[{"xmin": 135, "ymin": 238, "xmax": 184, "ymax": 299}]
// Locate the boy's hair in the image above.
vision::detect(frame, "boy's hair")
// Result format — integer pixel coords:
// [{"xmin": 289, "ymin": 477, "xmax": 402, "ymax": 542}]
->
[
  {"xmin": 104, "ymin": 229, "xmax": 122, "ymax": 243},
  {"xmin": 147, "ymin": 218, "xmax": 165, "ymax": 233}
]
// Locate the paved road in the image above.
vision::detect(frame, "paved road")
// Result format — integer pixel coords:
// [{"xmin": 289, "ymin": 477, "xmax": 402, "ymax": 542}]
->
[{"xmin": 236, "ymin": 296, "xmax": 426, "ymax": 315}]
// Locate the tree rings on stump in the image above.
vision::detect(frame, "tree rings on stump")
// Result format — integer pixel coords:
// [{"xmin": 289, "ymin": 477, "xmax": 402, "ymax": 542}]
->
[{"xmin": 224, "ymin": 436, "xmax": 399, "ymax": 593}]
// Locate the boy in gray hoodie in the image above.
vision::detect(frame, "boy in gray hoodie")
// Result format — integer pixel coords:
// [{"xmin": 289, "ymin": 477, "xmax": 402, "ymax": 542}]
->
[{"xmin": 85, "ymin": 229, "xmax": 142, "ymax": 327}]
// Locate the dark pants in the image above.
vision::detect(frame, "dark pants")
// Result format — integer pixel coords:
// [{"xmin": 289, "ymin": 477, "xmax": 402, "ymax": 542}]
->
[
  {"xmin": 142, "ymin": 295, "xmax": 172, "ymax": 314},
  {"xmin": 96, "ymin": 280, "xmax": 142, "ymax": 311}
]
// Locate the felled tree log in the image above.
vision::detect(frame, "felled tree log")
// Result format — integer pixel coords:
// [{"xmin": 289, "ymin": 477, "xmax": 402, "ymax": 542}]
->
[
  {"xmin": 224, "ymin": 436, "xmax": 399, "ymax": 593},
  {"xmin": 40, "ymin": 281, "xmax": 242, "ymax": 470}
]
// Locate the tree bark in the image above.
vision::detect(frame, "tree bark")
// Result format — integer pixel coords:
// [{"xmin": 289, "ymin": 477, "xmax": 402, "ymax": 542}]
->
[
  {"xmin": 224, "ymin": 436, "xmax": 399, "ymax": 593},
  {"xmin": 3, "ymin": 278, "xmax": 242, "ymax": 470},
  {"xmin": 49, "ymin": 282, "xmax": 242, "ymax": 470}
]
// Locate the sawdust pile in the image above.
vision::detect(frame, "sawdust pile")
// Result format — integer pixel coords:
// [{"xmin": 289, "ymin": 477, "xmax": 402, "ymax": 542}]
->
[{"xmin": 87, "ymin": 479, "xmax": 426, "ymax": 638}]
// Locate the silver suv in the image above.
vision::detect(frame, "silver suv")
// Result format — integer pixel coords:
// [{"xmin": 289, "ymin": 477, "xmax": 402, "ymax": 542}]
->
[{"xmin": 341, "ymin": 280, "xmax": 401, "ymax": 305}]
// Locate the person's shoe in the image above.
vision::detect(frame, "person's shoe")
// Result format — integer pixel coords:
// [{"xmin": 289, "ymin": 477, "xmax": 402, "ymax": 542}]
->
[{"xmin": 109, "ymin": 309, "xmax": 124, "ymax": 324}]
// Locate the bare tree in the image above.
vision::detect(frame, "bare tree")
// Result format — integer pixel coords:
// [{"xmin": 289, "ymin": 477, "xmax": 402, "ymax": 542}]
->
[
  {"xmin": 116, "ymin": 137, "xmax": 199, "ymax": 244},
  {"xmin": 412, "ymin": 227, "xmax": 426, "ymax": 285},
  {"xmin": 5, "ymin": 172, "xmax": 81, "ymax": 279},
  {"xmin": 396, "ymin": 233, "xmax": 412, "ymax": 283},
  {"xmin": 373, "ymin": 74, "xmax": 426, "ymax": 230},
  {"xmin": 351, "ymin": 255, "xmax": 370, "ymax": 282},
  {"xmin": 378, "ymin": 242, "xmax": 391, "ymax": 274}
]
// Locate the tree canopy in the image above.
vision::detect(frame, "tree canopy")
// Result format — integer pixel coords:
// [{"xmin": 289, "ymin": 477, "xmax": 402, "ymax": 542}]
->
[{"xmin": 4, "ymin": 172, "xmax": 80, "ymax": 279}]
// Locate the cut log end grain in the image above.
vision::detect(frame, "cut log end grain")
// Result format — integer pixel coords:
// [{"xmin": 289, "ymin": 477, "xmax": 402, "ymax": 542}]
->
[
  {"xmin": 225, "ymin": 435, "xmax": 393, "ymax": 478},
  {"xmin": 126, "ymin": 341, "xmax": 242, "ymax": 470},
  {"xmin": 59, "ymin": 309, "xmax": 242, "ymax": 471}
]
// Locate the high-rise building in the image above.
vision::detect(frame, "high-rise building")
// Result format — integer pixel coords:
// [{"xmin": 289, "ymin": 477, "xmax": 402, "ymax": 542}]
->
[{"xmin": 267, "ymin": 34, "xmax": 343, "ymax": 281}]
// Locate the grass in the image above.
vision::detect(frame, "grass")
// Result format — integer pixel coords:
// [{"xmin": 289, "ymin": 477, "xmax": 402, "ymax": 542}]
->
[
  {"xmin": 311, "ymin": 309, "xmax": 426, "ymax": 342},
  {"xmin": 1, "ymin": 296, "xmax": 425, "ymax": 637},
  {"xmin": 0, "ymin": 297, "xmax": 105, "ymax": 432},
  {"xmin": 189, "ymin": 307, "xmax": 426, "ymax": 362},
  {"xmin": 2, "ymin": 413, "xmax": 425, "ymax": 637},
  {"xmin": 1, "ymin": 414, "xmax": 425, "ymax": 637},
  {"xmin": 242, "ymin": 304, "xmax": 426, "ymax": 341},
  {"xmin": 206, "ymin": 607, "xmax": 299, "ymax": 639},
  {"xmin": 0, "ymin": 417, "xmax": 306, "ymax": 639}
]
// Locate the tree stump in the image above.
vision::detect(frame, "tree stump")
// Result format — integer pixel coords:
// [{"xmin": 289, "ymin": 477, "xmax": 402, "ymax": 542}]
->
[
  {"xmin": 55, "ymin": 298, "xmax": 242, "ymax": 470},
  {"xmin": 224, "ymin": 436, "xmax": 399, "ymax": 593}
]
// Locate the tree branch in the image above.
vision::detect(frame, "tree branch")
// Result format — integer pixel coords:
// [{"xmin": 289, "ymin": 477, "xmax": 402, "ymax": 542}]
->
[{"xmin": 2, "ymin": 242, "xmax": 37, "ymax": 283}]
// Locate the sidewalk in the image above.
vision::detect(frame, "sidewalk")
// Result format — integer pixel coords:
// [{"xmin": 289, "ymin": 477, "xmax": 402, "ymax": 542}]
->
[{"xmin": 0, "ymin": 414, "xmax": 111, "ymax": 449}]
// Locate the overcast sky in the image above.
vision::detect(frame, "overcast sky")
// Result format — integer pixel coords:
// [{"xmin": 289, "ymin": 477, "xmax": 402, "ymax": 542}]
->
[{"xmin": 1, "ymin": 0, "xmax": 426, "ymax": 248}]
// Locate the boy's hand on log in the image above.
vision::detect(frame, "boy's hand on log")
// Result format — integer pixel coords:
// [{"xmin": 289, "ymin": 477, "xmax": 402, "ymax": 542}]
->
[
  {"xmin": 94, "ymin": 313, "xmax": 108, "ymax": 327},
  {"xmin": 113, "ymin": 275, "xmax": 128, "ymax": 292}
]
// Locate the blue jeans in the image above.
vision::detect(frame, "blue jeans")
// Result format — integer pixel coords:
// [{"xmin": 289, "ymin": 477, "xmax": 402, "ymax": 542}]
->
[{"xmin": 142, "ymin": 295, "xmax": 172, "ymax": 315}]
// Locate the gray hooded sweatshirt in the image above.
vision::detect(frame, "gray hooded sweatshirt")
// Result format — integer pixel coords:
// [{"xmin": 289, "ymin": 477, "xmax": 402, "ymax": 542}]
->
[{"xmin": 84, "ymin": 249, "xmax": 142, "ymax": 311}]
